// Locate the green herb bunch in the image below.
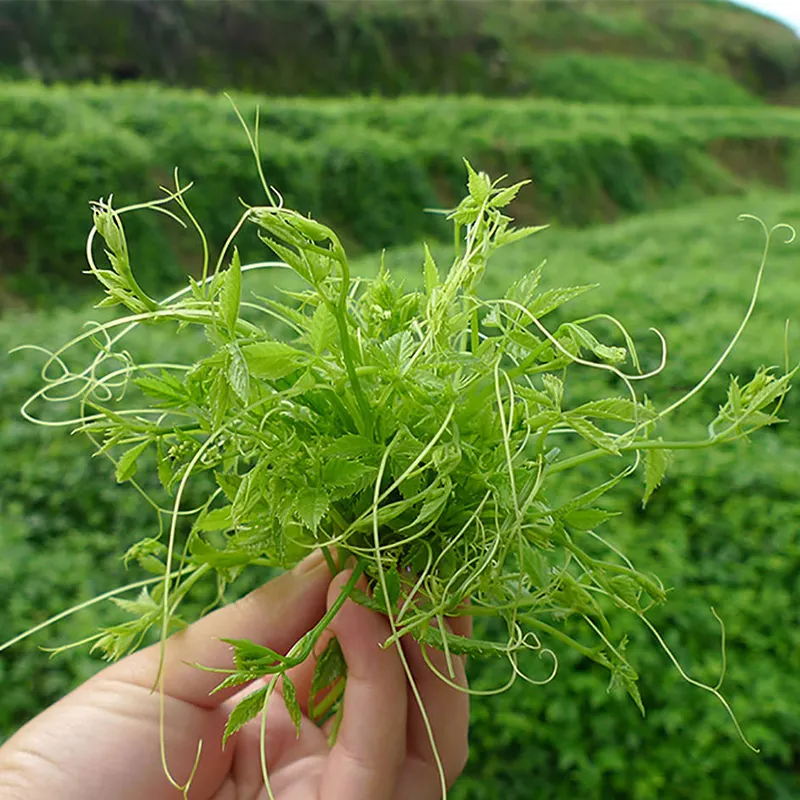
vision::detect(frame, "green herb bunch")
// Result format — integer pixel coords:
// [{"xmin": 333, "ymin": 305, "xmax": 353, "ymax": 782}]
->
[{"xmin": 7, "ymin": 122, "xmax": 795, "ymax": 796}]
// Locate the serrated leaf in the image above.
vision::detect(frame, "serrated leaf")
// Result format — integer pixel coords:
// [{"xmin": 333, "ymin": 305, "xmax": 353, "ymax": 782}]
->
[
  {"xmin": 219, "ymin": 247, "xmax": 242, "ymax": 337},
  {"xmin": 242, "ymin": 341, "xmax": 308, "ymax": 380},
  {"xmin": 156, "ymin": 440, "xmax": 173, "ymax": 489},
  {"xmin": 557, "ymin": 469, "xmax": 628, "ymax": 516},
  {"xmin": 115, "ymin": 439, "xmax": 150, "ymax": 483},
  {"xmin": 572, "ymin": 398, "xmax": 653, "ymax": 423},
  {"xmin": 643, "ymin": 443, "xmax": 672, "ymax": 506},
  {"xmin": 221, "ymin": 637, "xmax": 285, "ymax": 670},
  {"xmin": 310, "ymin": 637, "xmax": 347, "ymax": 721},
  {"xmin": 495, "ymin": 224, "xmax": 549, "ymax": 248},
  {"xmin": 223, "ymin": 685, "xmax": 268, "ymax": 746},
  {"xmin": 282, "ymin": 674, "xmax": 303, "ymax": 738},
  {"xmin": 528, "ymin": 284, "xmax": 597, "ymax": 319},
  {"xmin": 567, "ymin": 415, "xmax": 620, "ymax": 454},
  {"xmin": 323, "ymin": 435, "xmax": 377, "ymax": 460},
  {"xmin": 380, "ymin": 331, "xmax": 416, "ymax": 369},
  {"xmin": 423, "ymin": 243, "xmax": 440, "ymax": 295},
  {"xmin": 134, "ymin": 371, "xmax": 187, "ymax": 407},
  {"xmin": 563, "ymin": 507, "xmax": 620, "ymax": 530},
  {"xmin": 489, "ymin": 179, "xmax": 530, "ymax": 209},
  {"xmin": 561, "ymin": 323, "xmax": 627, "ymax": 364},
  {"xmin": 295, "ymin": 487, "xmax": 329, "ymax": 532},
  {"xmin": 505, "ymin": 260, "xmax": 546, "ymax": 308},
  {"xmin": 309, "ymin": 303, "xmax": 338, "ymax": 355},
  {"xmin": 257, "ymin": 236, "xmax": 312, "ymax": 282},
  {"xmin": 227, "ymin": 345, "xmax": 250, "ymax": 403},
  {"xmin": 322, "ymin": 458, "xmax": 377, "ymax": 488},
  {"xmin": 464, "ymin": 158, "xmax": 491, "ymax": 203},
  {"xmin": 406, "ymin": 484, "xmax": 449, "ymax": 529},
  {"xmin": 541, "ymin": 374, "xmax": 563, "ymax": 408},
  {"xmin": 110, "ymin": 586, "xmax": 158, "ymax": 617},
  {"xmin": 195, "ymin": 506, "xmax": 234, "ymax": 532}
]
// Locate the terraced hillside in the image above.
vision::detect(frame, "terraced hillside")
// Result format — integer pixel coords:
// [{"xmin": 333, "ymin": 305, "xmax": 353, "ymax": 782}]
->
[
  {"xmin": 1, "ymin": 0, "xmax": 798, "ymax": 103},
  {"xmin": 4, "ymin": 83, "xmax": 800, "ymax": 305}
]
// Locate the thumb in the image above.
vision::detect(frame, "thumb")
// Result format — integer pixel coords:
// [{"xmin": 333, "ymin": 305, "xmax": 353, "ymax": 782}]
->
[{"xmin": 102, "ymin": 551, "xmax": 331, "ymax": 709}]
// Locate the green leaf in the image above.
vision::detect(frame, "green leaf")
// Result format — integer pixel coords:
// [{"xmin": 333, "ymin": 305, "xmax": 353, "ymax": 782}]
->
[
  {"xmin": 282, "ymin": 674, "xmax": 303, "ymax": 738},
  {"xmin": 541, "ymin": 374, "xmax": 563, "ymax": 409},
  {"xmin": 566, "ymin": 415, "xmax": 620, "ymax": 455},
  {"xmin": 527, "ymin": 284, "xmax": 597, "ymax": 319},
  {"xmin": 221, "ymin": 638, "xmax": 286, "ymax": 671},
  {"xmin": 643, "ymin": 443, "xmax": 672, "ymax": 506},
  {"xmin": 408, "ymin": 484, "xmax": 449, "ymax": 528},
  {"xmin": 223, "ymin": 685, "xmax": 268, "ymax": 746},
  {"xmin": 242, "ymin": 341, "xmax": 308, "ymax": 380},
  {"xmin": 560, "ymin": 323, "xmax": 627, "ymax": 364},
  {"xmin": 423, "ymin": 243, "xmax": 440, "ymax": 295},
  {"xmin": 219, "ymin": 247, "xmax": 242, "ymax": 337},
  {"xmin": 563, "ymin": 508, "xmax": 620, "ymax": 530},
  {"xmin": 115, "ymin": 439, "xmax": 150, "ymax": 483},
  {"xmin": 382, "ymin": 569, "xmax": 401, "ymax": 609},
  {"xmin": 295, "ymin": 488, "xmax": 329, "ymax": 532},
  {"xmin": 309, "ymin": 303, "xmax": 338, "ymax": 355},
  {"xmin": 489, "ymin": 179, "xmax": 530, "ymax": 209},
  {"xmin": 464, "ymin": 158, "xmax": 491, "ymax": 204},
  {"xmin": 227, "ymin": 345, "xmax": 250, "ymax": 403},
  {"xmin": 310, "ymin": 637, "xmax": 347, "ymax": 721},
  {"xmin": 195, "ymin": 506, "xmax": 234, "ymax": 532},
  {"xmin": 322, "ymin": 459, "xmax": 377, "ymax": 488},
  {"xmin": 505, "ymin": 261, "xmax": 546, "ymax": 308},
  {"xmin": 134, "ymin": 371, "xmax": 187, "ymax": 407},
  {"xmin": 572, "ymin": 398, "xmax": 653, "ymax": 423},
  {"xmin": 257, "ymin": 236, "xmax": 312, "ymax": 282},
  {"xmin": 110, "ymin": 586, "xmax": 158, "ymax": 617},
  {"xmin": 156, "ymin": 440, "xmax": 173, "ymax": 490},
  {"xmin": 609, "ymin": 576, "xmax": 641, "ymax": 609},
  {"xmin": 323, "ymin": 435, "xmax": 377, "ymax": 460}
]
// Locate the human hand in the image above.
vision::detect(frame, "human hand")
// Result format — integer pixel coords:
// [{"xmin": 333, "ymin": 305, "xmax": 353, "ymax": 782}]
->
[{"xmin": 0, "ymin": 552, "xmax": 470, "ymax": 799}]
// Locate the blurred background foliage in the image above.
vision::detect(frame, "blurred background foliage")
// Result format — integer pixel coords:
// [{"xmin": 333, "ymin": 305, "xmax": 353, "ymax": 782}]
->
[{"xmin": 1, "ymin": 1, "xmax": 800, "ymax": 798}]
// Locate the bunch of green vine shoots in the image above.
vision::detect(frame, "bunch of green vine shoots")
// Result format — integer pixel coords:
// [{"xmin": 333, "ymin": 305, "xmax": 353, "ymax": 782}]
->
[{"xmin": 5, "ymin": 122, "xmax": 796, "ymax": 799}]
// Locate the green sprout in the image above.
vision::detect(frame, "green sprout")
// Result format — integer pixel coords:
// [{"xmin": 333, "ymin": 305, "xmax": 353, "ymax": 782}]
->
[{"xmin": 3, "ymin": 113, "xmax": 796, "ymax": 798}]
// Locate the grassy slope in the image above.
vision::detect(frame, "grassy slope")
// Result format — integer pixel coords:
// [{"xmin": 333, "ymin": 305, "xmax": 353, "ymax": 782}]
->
[{"xmin": 0, "ymin": 1, "xmax": 796, "ymax": 102}]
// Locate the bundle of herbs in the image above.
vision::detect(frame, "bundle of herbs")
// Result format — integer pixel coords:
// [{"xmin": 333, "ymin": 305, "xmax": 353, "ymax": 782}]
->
[{"xmin": 4, "ymin": 116, "xmax": 795, "ymax": 797}]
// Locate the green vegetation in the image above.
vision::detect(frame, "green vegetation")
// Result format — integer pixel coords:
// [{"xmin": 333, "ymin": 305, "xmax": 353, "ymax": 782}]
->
[
  {"xmin": 528, "ymin": 54, "xmax": 761, "ymax": 106},
  {"xmin": 2, "ymin": 189, "xmax": 799, "ymax": 797},
  {"xmin": 5, "ymin": 83, "xmax": 800, "ymax": 307},
  {"xmin": 1, "ymin": 0, "xmax": 797, "ymax": 102}
]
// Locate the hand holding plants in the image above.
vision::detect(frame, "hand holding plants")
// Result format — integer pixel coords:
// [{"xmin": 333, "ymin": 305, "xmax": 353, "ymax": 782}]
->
[{"xmin": 0, "ymin": 552, "xmax": 470, "ymax": 800}]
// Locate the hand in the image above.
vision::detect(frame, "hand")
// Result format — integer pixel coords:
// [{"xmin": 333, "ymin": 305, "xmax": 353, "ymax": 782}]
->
[{"xmin": 0, "ymin": 552, "xmax": 470, "ymax": 799}]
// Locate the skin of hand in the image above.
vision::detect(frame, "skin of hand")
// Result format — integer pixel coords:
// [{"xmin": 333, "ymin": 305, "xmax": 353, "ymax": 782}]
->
[{"xmin": 0, "ymin": 551, "xmax": 470, "ymax": 800}]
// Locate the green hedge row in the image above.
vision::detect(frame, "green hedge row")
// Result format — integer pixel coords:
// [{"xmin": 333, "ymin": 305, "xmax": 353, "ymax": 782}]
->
[
  {"xmin": 4, "ymin": 83, "xmax": 800, "ymax": 307},
  {"xmin": 2, "ymin": 191, "xmax": 799, "ymax": 795}
]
